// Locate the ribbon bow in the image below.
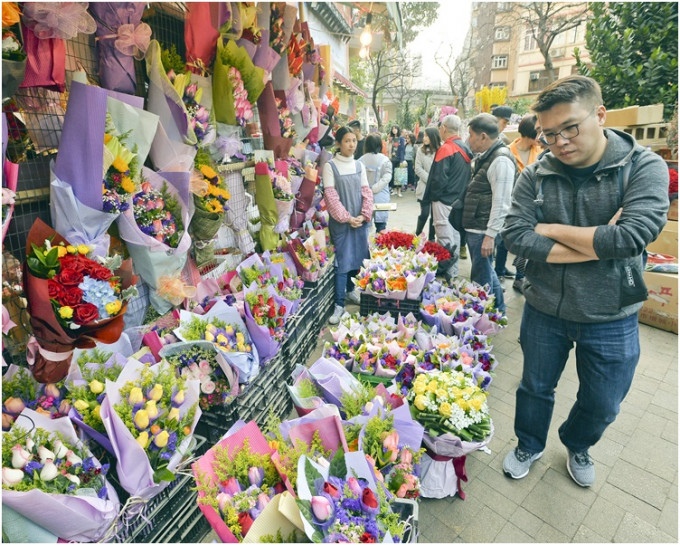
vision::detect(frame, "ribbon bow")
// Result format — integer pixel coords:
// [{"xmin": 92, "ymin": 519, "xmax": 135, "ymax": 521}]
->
[
  {"xmin": 157, "ymin": 276, "xmax": 197, "ymax": 306},
  {"xmin": 426, "ymin": 449, "xmax": 469, "ymax": 500},
  {"xmin": 112, "ymin": 23, "xmax": 152, "ymax": 60},
  {"xmin": 214, "ymin": 135, "xmax": 243, "ymax": 161},
  {"xmin": 189, "ymin": 168, "xmax": 210, "ymax": 197},
  {"xmin": 22, "ymin": 2, "xmax": 97, "ymax": 40}
]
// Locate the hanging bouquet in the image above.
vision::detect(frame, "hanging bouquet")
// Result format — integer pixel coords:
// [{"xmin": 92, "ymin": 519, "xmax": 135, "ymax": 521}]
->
[
  {"xmin": 276, "ymin": 97, "xmax": 296, "ymax": 139},
  {"xmin": 23, "ymin": 220, "xmax": 137, "ymax": 383},
  {"xmin": 167, "ymin": 67, "xmax": 216, "ymax": 148},
  {"xmin": 1, "ymin": 2, "xmax": 26, "ymax": 100},
  {"xmin": 244, "ymin": 285, "xmax": 291, "ymax": 362},
  {"xmin": 100, "ymin": 358, "xmax": 201, "ymax": 498},
  {"xmin": 286, "ymin": 365, "xmax": 326, "ymax": 416},
  {"xmin": 269, "ymin": 3, "xmax": 287, "ymax": 55},
  {"xmin": 2, "ymin": 365, "xmax": 70, "ymax": 430},
  {"xmin": 295, "ymin": 450, "xmax": 408, "ymax": 543},
  {"xmin": 2, "ymin": 409, "xmax": 119, "ymax": 542},
  {"xmin": 51, "ymin": 81, "xmax": 158, "ymax": 258},
  {"xmin": 131, "ymin": 179, "xmax": 184, "ymax": 248},
  {"xmin": 175, "ymin": 301, "xmax": 259, "ymax": 383},
  {"xmin": 227, "ymin": 66, "xmax": 254, "ymax": 127},
  {"xmin": 161, "ymin": 341, "xmax": 239, "ymax": 411},
  {"xmin": 408, "ymin": 370, "xmax": 491, "ymax": 443}
]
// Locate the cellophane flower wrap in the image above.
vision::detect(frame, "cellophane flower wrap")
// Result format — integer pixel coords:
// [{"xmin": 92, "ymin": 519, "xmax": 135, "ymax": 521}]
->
[
  {"xmin": 2, "ymin": 364, "xmax": 70, "ymax": 431},
  {"xmin": 2, "ymin": 407, "xmax": 119, "ymax": 542},
  {"xmin": 159, "ymin": 340, "xmax": 239, "ymax": 412},
  {"xmin": 116, "ymin": 167, "xmax": 193, "ymax": 315},
  {"xmin": 23, "ymin": 219, "xmax": 137, "ymax": 384},
  {"xmin": 222, "ymin": 170, "xmax": 256, "ymax": 255},
  {"xmin": 286, "ymin": 237, "xmax": 320, "ymax": 282},
  {"xmin": 193, "ymin": 420, "xmax": 295, "ymax": 543},
  {"xmin": 243, "ymin": 284, "xmax": 291, "ymax": 363},
  {"xmin": 175, "ymin": 300, "xmax": 259, "ymax": 384},
  {"xmin": 307, "ymin": 356, "xmax": 363, "ymax": 410},
  {"xmin": 99, "ymin": 357, "xmax": 201, "ymax": 499},
  {"xmin": 50, "ymin": 80, "xmax": 159, "ymax": 258},
  {"xmin": 90, "ymin": 2, "xmax": 148, "ymax": 94},
  {"xmin": 295, "ymin": 449, "xmax": 408, "ymax": 543},
  {"xmin": 64, "ymin": 348, "xmax": 126, "ymax": 454}
]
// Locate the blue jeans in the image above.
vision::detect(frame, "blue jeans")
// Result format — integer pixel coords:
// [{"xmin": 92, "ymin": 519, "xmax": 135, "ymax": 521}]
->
[
  {"xmin": 494, "ymin": 235, "xmax": 509, "ymax": 277},
  {"xmin": 334, "ymin": 269, "xmax": 359, "ymax": 307},
  {"xmin": 515, "ymin": 303, "xmax": 640, "ymax": 454},
  {"xmin": 466, "ymin": 232, "xmax": 505, "ymax": 312}
]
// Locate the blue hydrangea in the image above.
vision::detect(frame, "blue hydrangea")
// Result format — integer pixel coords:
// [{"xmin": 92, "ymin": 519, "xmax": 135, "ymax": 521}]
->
[{"xmin": 79, "ymin": 277, "xmax": 117, "ymax": 318}]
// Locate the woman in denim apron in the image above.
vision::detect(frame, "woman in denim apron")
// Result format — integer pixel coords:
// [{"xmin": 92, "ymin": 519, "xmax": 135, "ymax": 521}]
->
[{"xmin": 322, "ymin": 126, "xmax": 374, "ymax": 324}]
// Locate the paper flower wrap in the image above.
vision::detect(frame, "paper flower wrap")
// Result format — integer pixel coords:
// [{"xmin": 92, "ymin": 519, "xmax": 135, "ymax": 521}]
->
[
  {"xmin": 51, "ymin": 80, "xmax": 159, "ymax": 258},
  {"xmin": 99, "ymin": 357, "xmax": 201, "ymax": 499},
  {"xmin": 290, "ymin": 170, "xmax": 317, "ymax": 230},
  {"xmin": 174, "ymin": 300, "xmax": 260, "ymax": 384},
  {"xmin": 23, "ymin": 219, "xmax": 137, "ymax": 384},
  {"xmin": 213, "ymin": 38, "xmax": 265, "ymax": 127},
  {"xmin": 184, "ymin": 2, "xmax": 220, "ymax": 74},
  {"xmin": 286, "ymin": 364, "xmax": 325, "ymax": 417},
  {"xmin": 243, "ymin": 283, "xmax": 291, "ymax": 363},
  {"xmin": 222, "ymin": 170, "xmax": 256, "ymax": 255},
  {"xmin": 254, "ymin": 161, "xmax": 281, "ymax": 251},
  {"xmin": 258, "ymin": 83, "xmax": 294, "ymax": 160},
  {"xmin": 2, "ymin": 408, "xmax": 120, "ymax": 542},
  {"xmin": 116, "ymin": 167, "xmax": 193, "ymax": 315},
  {"xmin": 279, "ymin": 403, "xmax": 349, "ymax": 454},
  {"xmin": 307, "ymin": 356, "xmax": 362, "ymax": 410},
  {"xmin": 90, "ymin": 2, "xmax": 148, "ymax": 94},
  {"xmin": 192, "ymin": 420, "xmax": 295, "ymax": 543},
  {"xmin": 2, "ymin": 115, "xmax": 18, "ymax": 243}
]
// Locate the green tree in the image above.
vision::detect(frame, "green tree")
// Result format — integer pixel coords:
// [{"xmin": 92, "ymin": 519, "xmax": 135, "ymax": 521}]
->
[
  {"xmin": 575, "ymin": 2, "xmax": 678, "ymax": 119},
  {"xmin": 398, "ymin": 99, "xmax": 415, "ymax": 130}
]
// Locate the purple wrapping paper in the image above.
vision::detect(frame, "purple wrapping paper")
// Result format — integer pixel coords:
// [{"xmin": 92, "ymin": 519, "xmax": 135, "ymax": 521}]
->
[
  {"xmin": 91, "ymin": 3, "xmax": 146, "ymax": 94},
  {"xmin": 257, "ymin": 81, "xmax": 282, "ymax": 137},
  {"xmin": 243, "ymin": 284, "xmax": 291, "ymax": 363},
  {"xmin": 69, "ymin": 408, "xmax": 115, "ymax": 455},
  {"xmin": 307, "ymin": 356, "xmax": 362, "ymax": 409},
  {"xmin": 252, "ymin": 30, "xmax": 281, "ymax": 73}
]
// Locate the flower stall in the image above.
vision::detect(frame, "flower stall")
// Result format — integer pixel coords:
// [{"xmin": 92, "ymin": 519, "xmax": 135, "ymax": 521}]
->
[{"xmin": 1, "ymin": 3, "xmax": 511, "ymax": 543}]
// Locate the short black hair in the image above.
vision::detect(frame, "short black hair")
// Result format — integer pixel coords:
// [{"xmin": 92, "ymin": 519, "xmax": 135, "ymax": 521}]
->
[
  {"xmin": 491, "ymin": 105, "xmax": 512, "ymax": 121},
  {"xmin": 531, "ymin": 75, "xmax": 603, "ymax": 113},
  {"xmin": 468, "ymin": 113, "xmax": 499, "ymax": 139},
  {"xmin": 518, "ymin": 114, "xmax": 538, "ymax": 139},
  {"xmin": 334, "ymin": 125, "xmax": 353, "ymax": 144},
  {"xmin": 363, "ymin": 133, "xmax": 382, "ymax": 154},
  {"xmin": 348, "ymin": 120, "xmax": 361, "ymax": 129}
]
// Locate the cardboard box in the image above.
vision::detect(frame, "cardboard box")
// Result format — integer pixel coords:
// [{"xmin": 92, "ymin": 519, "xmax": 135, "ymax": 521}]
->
[
  {"xmin": 646, "ymin": 220, "xmax": 678, "ymax": 258},
  {"xmin": 604, "ymin": 104, "xmax": 664, "ymax": 128},
  {"xmin": 639, "ymin": 271, "xmax": 678, "ymax": 334},
  {"xmin": 669, "ymin": 199, "xmax": 678, "ymax": 221}
]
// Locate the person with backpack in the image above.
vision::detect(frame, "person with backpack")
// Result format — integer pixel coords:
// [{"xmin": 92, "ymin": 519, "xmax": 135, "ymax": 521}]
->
[
  {"xmin": 501, "ymin": 75, "xmax": 669, "ymax": 487},
  {"xmin": 359, "ymin": 133, "xmax": 392, "ymax": 233}
]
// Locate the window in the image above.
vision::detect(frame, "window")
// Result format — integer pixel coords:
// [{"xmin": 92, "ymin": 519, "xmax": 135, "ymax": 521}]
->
[
  {"xmin": 495, "ymin": 26, "xmax": 510, "ymax": 41},
  {"xmin": 491, "ymin": 82, "xmax": 506, "ymax": 89},
  {"xmin": 492, "ymin": 55, "xmax": 508, "ymax": 69},
  {"xmin": 523, "ymin": 28, "xmax": 537, "ymax": 51},
  {"xmin": 528, "ymin": 70, "xmax": 551, "ymax": 92}
]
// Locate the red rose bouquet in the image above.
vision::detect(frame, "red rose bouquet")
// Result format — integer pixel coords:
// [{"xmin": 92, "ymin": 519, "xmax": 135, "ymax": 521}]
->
[
  {"xmin": 23, "ymin": 219, "xmax": 137, "ymax": 383},
  {"xmin": 244, "ymin": 286, "xmax": 290, "ymax": 362}
]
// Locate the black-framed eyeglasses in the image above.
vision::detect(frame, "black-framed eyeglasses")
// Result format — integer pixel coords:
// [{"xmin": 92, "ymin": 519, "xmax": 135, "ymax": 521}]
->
[{"xmin": 539, "ymin": 109, "xmax": 596, "ymax": 145}]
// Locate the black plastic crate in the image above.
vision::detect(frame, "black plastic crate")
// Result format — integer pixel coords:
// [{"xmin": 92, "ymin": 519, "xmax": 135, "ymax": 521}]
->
[
  {"xmin": 392, "ymin": 498, "xmax": 419, "ymax": 543},
  {"xmin": 359, "ymin": 293, "xmax": 422, "ymax": 320},
  {"xmin": 195, "ymin": 403, "xmax": 238, "ymax": 449}
]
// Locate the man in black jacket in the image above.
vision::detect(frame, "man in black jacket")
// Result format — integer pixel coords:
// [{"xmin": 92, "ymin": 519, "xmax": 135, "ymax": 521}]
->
[{"xmin": 422, "ymin": 115, "xmax": 472, "ymax": 278}]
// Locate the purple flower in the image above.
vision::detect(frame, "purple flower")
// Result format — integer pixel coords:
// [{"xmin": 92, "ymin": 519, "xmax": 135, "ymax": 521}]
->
[
  {"xmin": 97, "ymin": 485, "xmax": 108, "ymax": 499},
  {"xmin": 248, "ymin": 466, "xmax": 265, "ymax": 487}
]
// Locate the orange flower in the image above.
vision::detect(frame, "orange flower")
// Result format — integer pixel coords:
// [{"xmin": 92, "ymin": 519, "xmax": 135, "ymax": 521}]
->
[
  {"xmin": 2, "ymin": 3, "xmax": 21, "ymax": 28},
  {"xmin": 358, "ymin": 276, "xmax": 369, "ymax": 289},
  {"xmin": 387, "ymin": 277, "xmax": 407, "ymax": 291}
]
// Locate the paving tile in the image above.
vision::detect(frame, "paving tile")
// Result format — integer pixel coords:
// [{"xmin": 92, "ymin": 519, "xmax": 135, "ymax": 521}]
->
[
  {"xmin": 534, "ymin": 522, "xmax": 570, "ymax": 542},
  {"xmin": 419, "ymin": 517, "xmax": 460, "ymax": 543},
  {"xmin": 598, "ymin": 483, "xmax": 662, "ymax": 527},
  {"xmin": 572, "ymin": 524, "xmax": 608, "ymax": 543},
  {"xmin": 632, "ymin": 373, "xmax": 663, "ymax": 395},
  {"xmin": 440, "ymin": 494, "xmax": 484, "ymax": 533},
  {"xmin": 647, "ymin": 402, "xmax": 679, "ymax": 424},
  {"xmin": 662, "ymin": 419, "xmax": 679, "ymax": 445},
  {"xmin": 658, "ymin": 498, "xmax": 679, "ymax": 539},
  {"xmin": 608, "ymin": 410, "xmax": 641, "ymax": 437},
  {"xmin": 590, "ymin": 436, "xmax": 625, "ymax": 468},
  {"xmin": 613, "ymin": 512, "xmax": 676, "ymax": 543},
  {"xmin": 540, "ymin": 467, "xmax": 598, "ymax": 507},
  {"xmin": 509, "ymin": 506, "xmax": 544, "ymax": 537},
  {"xmin": 520, "ymin": 479, "xmax": 589, "ymax": 537},
  {"xmin": 607, "ymin": 458, "xmax": 671, "ymax": 509},
  {"xmin": 494, "ymin": 521, "xmax": 534, "ymax": 542},
  {"xmin": 458, "ymin": 505, "xmax": 505, "ymax": 542},
  {"xmin": 465, "ymin": 478, "xmax": 520, "ymax": 519},
  {"xmin": 582, "ymin": 496, "xmax": 625, "ymax": 541},
  {"xmin": 476, "ymin": 463, "xmax": 535, "ymax": 506}
]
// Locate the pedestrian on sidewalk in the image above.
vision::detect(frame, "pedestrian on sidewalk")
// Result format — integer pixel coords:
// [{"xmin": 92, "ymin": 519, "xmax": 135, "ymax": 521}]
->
[
  {"xmin": 423, "ymin": 115, "xmax": 472, "ymax": 280},
  {"xmin": 463, "ymin": 113, "xmax": 517, "ymax": 314},
  {"xmin": 388, "ymin": 125, "xmax": 405, "ymax": 192},
  {"xmin": 415, "ymin": 127, "xmax": 440, "ymax": 241},
  {"xmin": 360, "ymin": 133, "xmax": 392, "ymax": 233},
  {"xmin": 405, "ymin": 133, "xmax": 417, "ymax": 191},
  {"xmin": 349, "ymin": 119, "xmax": 365, "ymax": 160},
  {"xmin": 501, "ymin": 75, "xmax": 669, "ymax": 487},
  {"xmin": 323, "ymin": 126, "xmax": 374, "ymax": 325}
]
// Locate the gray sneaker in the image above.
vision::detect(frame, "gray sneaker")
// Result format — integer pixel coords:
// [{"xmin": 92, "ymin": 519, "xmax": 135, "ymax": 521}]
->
[
  {"xmin": 503, "ymin": 447, "xmax": 543, "ymax": 479},
  {"xmin": 567, "ymin": 449, "xmax": 595, "ymax": 487},
  {"xmin": 345, "ymin": 289, "xmax": 361, "ymax": 305},
  {"xmin": 328, "ymin": 305, "xmax": 345, "ymax": 325}
]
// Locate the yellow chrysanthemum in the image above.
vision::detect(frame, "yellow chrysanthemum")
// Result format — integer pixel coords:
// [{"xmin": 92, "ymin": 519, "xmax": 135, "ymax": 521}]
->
[
  {"xmin": 120, "ymin": 176, "xmax": 135, "ymax": 194},
  {"xmin": 57, "ymin": 246, "xmax": 68, "ymax": 258},
  {"xmin": 104, "ymin": 133, "xmax": 113, "ymax": 144},
  {"xmin": 112, "ymin": 156, "xmax": 129, "ymax": 173},
  {"xmin": 59, "ymin": 306, "xmax": 74, "ymax": 319},
  {"xmin": 105, "ymin": 300, "xmax": 122, "ymax": 315},
  {"xmin": 66, "ymin": 245, "xmax": 77, "ymax": 254},
  {"xmin": 199, "ymin": 165, "xmax": 218, "ymax": 179},
  {"xmin": 439, "ymin": 402, "xmax": 452, "ymax": 418},
  {"xmin": 77, "ymin": 244, "xmax": 90, "ymax": 255}
]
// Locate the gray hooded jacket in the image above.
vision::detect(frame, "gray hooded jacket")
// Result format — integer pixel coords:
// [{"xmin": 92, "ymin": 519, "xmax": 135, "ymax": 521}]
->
[{"xmin": 502, "ymin": 129, "xmax": 669, "ymax": 323}]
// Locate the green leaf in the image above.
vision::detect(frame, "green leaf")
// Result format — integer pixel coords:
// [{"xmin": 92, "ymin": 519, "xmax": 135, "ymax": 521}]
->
[
  {"xmin": 152, "ymin": 467, "xmax": 176, "ymax": 483},
  {"xmin": 328, "ymin": 448, "xmax": 346, "ymax": 479},
  {"xmin": 45, "ymin": 247, "xmax": 60, "ymax": 267},
  {"xmin": 294, "ymin": 499, "xmax": 323, "ymax": 542},
  {"xmin": 304, "ymin": 457, "xmax": 323, "ymax": 487}
]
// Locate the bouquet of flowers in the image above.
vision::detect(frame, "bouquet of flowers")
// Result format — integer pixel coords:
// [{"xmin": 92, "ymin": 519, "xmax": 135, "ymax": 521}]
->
[
  {"xmin": 244, "ymin": 285, "xmax": 291, "ymax": 362},
  {"xmin": 167, "ymin": 67, "xmax": 216, "ymax": 148},
  {"xmin": 160, "ymin": 341, "xmax": 239, "ymax": 411},
  {"xmin": 2, "ymin": 408, "xmax": 119, "ymax": 542},
  {"xmin": 322, "ymin": 336, "xmax": 363, "ymax": 369},
  {"xmin": 286, "ymin": 365, "xmax": 325, "ymax": 417},
  {"xmin": 295, "ymin": 450, "xmax": 408, "ymax": 543},
  {"xmin": 65, "ymin": 349, "xmax": 125, "ymax": 453},
  {"xmin": 99, "ymin": 357, "xmax": 201, "ymax": 498},
  {"xmin": 23, "ymin": 220, "xmax": 137, "ymax": 383},
  {"xmin": 287, "ymin": 237, "xmax": 322, "ymax": 282},
  {"xmin": 116, "ymin": 167, "xmax": 193, "ymax": 315},
  {"xmin": 373, "ymin": 231, "xmax": 417, "ymax": 251},
  {"xmin": 1, "ymin": 2, "xmax": 26, "ymax": 100},
  {"xmin": 254, "ymin": 159, "xmax": 282, "ymax": 251},
  {"xmin": 258, "ymin": 82, "xmax": 294, "ymax": 160},
  {"xmin": 193, "ymin": 420, "xmax": 294, "ymax": 542},
  {"xmin": 2, "ymin": 365, "xmax": 70, "ymax": 431},
  {"xmin": 175, "ymin": 300, "xmax": 259, "ymax": 384},
  {"xmin": 50, "ymin": 80, "xmax": 158, "ymax": 257},
  {"xmin": 421, "ymin": 240, "xmax": 451, "ymax": 263},
  {"xmin": 307, "ymin": 357, "xmax": 363, "ymax": 409},
  {"xmin": 276, "ymin": 97, "xmax": 296, "ymax": 139}
]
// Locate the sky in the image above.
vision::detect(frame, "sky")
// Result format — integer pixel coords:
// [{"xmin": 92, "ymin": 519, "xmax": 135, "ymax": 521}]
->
[{"xmin": 406, "ymin": 1, "xmax": 474, "ymax": 90}]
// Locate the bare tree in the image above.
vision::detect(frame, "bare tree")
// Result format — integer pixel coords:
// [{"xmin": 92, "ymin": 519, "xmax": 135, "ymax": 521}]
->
[
  {"xmin": 434, "ymin": 39, "xmax": 476, "ymax": 113},
  {"xmin": 514, "ymin": 2, "xmax": 589, "ymax": 81},
  {"xmin": 364, "ymin": 47, "xmax": 405, "ymax": 130}
]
